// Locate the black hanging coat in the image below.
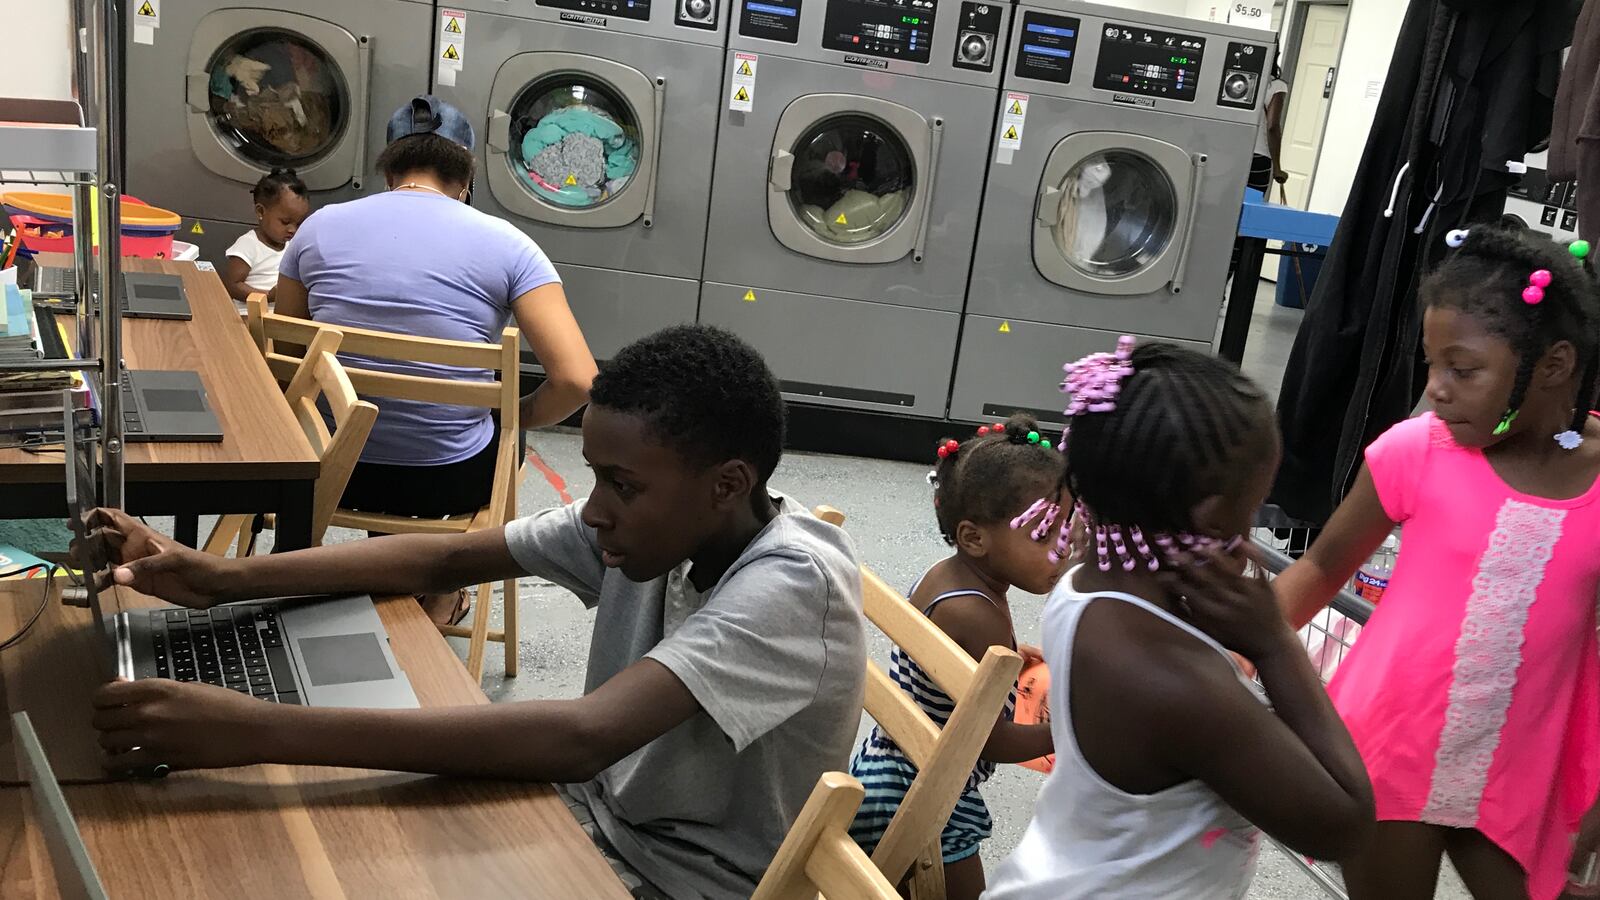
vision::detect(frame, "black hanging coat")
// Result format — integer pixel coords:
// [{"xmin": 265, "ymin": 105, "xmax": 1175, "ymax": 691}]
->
[{"xmin": 1268, "ymin": 0, "xmax": 1577, "ymax": 525}]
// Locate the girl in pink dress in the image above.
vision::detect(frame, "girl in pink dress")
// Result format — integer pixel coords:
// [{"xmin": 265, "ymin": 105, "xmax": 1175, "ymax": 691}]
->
[{"xmin": 1276, "ymin": 225, "xmax": 1600, "ymax": 900}]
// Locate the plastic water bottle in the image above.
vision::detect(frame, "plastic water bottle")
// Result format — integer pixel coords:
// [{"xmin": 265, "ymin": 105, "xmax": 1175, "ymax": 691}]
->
[{"xmin": 1354, "ymin": 536, "xmax": 1399, "ymax": 604}]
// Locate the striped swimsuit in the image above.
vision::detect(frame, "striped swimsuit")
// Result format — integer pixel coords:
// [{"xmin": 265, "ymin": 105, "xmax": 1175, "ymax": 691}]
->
[{"xmin": 848, "ymin": 581, "xmax": 1018, "ymax": 864}]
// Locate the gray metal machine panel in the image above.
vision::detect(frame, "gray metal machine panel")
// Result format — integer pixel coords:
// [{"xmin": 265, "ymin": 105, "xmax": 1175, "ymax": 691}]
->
[
  {"xmin": 437, "ymin": 14, "xmax": 722, "ymax": 280},
  {"xmin": 730, "ymin": 0, "xmax": 1009, "ymax": 88},
  {"xmin": 1008, "ymin": 0, "xmax": 1272, "ymax": 126},
  {"xmin": 703, "ymin": 55, "xmax": 996, "ymax": 312},
  {"xmin": 967, "ymin": 96, "xmax": 1254, "ymax": 340},
  {"xmin": 546, "ymin": 265, "xmax": 700, "ymax": 362},
  {"xmin": 700, "ymin": 282, "xmax": 960, "ymax": 418},
  {"xmin": 948, "ymin": 316, "xmax": 1208, "ymax": 427},
  {"xmin": 124, "ymin": 0, "xmax": 433, "ymax": 228},
  {"xmin": 443, "ymin": 0, "xmax": 727, "ymax": 46}
]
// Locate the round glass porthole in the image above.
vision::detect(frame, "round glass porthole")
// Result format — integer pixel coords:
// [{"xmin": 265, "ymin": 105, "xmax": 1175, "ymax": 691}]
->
[
  {"xmin": 507, "ymin": 77, "xmax": 643, "ymax": 211},
  {"xmin": 203, "ymin": 29, "xmax": 349, "ymax": 168},
  {"xmin": 786, "ymin": 115, "xmax": 915, "ymax": 245},
  {"xmin": 1050, "ymin": 150, "xmax": 1178, "ymax": 278}
]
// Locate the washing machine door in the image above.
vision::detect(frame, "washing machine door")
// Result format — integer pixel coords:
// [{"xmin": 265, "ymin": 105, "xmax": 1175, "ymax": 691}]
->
[
  {"xmin": 186, "ymin": 10, "xmax": 369, "ymax": 192},
  {"xmin": 1032, "ymin": 133, "xmax": 1202, "ymax": 296},
  {"xmin": 767, "ymin": 96, "xmax": 934, "ymax": 265},
  {"xmin": 485, "ymin": 54, "xmax": 660, "ymax": 229}
]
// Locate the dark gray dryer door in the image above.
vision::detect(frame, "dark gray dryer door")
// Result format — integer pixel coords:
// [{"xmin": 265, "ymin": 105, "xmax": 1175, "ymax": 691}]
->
[
  {"xmin": 1032, "ymin": 132, "xmax": 1205, "ymax": 296},
  {"xmin": 186, "ymin": 10, "xmax": 369, "ymax": 191},
  {"xmin": 485, "ymin": 53, "xmax": 662, "ymax": 229},
  {"xmin": 766, "ymin": 94, "xmax": 937, "ymax": 265}
]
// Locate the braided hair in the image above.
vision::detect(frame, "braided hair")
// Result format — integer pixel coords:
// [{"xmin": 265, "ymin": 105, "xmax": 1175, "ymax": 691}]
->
[
  {"xmin": 1065, "ymin": 343, "xmax": 1274, "ymax": 537},
  {"xmin": 251, "ymin": 167, "xmax": 307, "ymax": 206},
  {"xmin": 932, "ymin": 413, "xmax": 1067, "ymax": 546},
  {"xmin": 1424, "ymin": 226, "xmax": 1600, "ymax": 436}
]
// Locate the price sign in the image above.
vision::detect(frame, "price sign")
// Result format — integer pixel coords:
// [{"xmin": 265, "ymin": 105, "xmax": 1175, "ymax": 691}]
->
[{"xmin": 1227, "ymin": 2, "xmax": 1271, "ymax": 29}]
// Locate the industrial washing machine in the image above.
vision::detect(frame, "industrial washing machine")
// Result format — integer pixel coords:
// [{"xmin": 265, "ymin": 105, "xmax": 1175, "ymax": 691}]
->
[
  {"xmin": 123, "ymin": 0, "xmax": 435, "ymax": 262},
  {"xmin": 435, "ymin": 0, "xmax": 726, "ymax": 361},
  {"xmin": 700, "ymin": 0, "xmax": 1011, "ymax": 419},
  {"xmin": 950, "ymin": 1, "xmax": 1272, "ymax": 427}
]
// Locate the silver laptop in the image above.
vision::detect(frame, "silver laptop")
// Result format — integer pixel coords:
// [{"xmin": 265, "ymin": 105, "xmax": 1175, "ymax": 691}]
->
[
  {"xmin": 31, "ymin": 268, "xmax": 193, "ymax": 320},
  {"xmin": 65, "ymin": 411, "xmax": 418, "ymax": 710},
  {"xmin": 11, "ymin": 712, "xmax": 110, "ymax": 900},
  {"xmin": 119, "ymin": 369, "xmax": 224, "ymax": 443}
]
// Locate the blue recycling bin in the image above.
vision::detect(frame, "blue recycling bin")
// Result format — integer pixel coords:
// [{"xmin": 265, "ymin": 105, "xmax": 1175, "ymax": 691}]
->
[
  {"xmin": 1275, "ymin": 245, "xmax": 1325, "ymax": 310},
  {"xmin": 1237, "ymin": 189, "xmax": 1340, "ymax": 311}
]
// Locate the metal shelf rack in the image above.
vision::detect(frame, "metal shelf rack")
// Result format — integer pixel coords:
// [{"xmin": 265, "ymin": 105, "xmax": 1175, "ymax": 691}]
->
[{"xmin": 1, "ymin": 0, "xmax": 125, "ymax": 506}]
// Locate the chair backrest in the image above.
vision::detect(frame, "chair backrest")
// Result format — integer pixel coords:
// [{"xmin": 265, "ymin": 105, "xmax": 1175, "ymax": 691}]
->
[
  {"xmin": 279, "ymin": 327, "xmax": 378, "ymax": 542},
  {"xmin": 247, "ymin": 293, "xmax": 521, "ymax": 520},
  {"xmin": 752, "ymin": 772, "xmax": 900, "ymax": 900},
  {"xmin": 812, "ymin": 505, "xmax": 1023, "ymax": 889}
]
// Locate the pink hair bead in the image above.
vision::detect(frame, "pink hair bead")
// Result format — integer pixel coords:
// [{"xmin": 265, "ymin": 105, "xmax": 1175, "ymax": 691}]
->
[
  {"xmin": 1529, "ymin": 269, "xmax": 1552, "ymax": 288},
  {"xmin": 1523, "ymin": 285, "xmax": 1545, "ymax": 305}
]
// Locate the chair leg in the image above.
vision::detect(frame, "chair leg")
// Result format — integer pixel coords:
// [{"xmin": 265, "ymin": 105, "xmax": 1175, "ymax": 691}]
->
[
  {"xmin": 463, "ymin": 581, "xmax": 493, "ymax": 682},
  {"xmin": 906, "ymin": 842, "xmax": 946, "ymax": 900},
  {"xmin": 202, "ymin": 514, "xmax": 251, "ymax": 557},
  {"xmin": 503, "ymin": 578, "xmax": 518, "ymax": 677}
]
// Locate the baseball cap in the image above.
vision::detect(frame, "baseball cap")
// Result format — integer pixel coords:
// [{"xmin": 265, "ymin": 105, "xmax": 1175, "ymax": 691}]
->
[{"xmin": 385, "ymin": 95, "xmax": 475, "ymax": 151}]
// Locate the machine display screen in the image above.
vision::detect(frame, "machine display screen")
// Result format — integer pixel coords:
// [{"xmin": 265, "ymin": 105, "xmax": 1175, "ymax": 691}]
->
[
  {"xmin": 538, "ymin": 0, "xmax": 651, "ymax": 22},
  {"xmin": 742, "ymin": 0, "xmax": 803, "ymax": 43},
  {"xmin": 1013, "ymin": 12, "xmax": 1079, "ymax": 84},
  {"xmin": 821, "ymin": 0, "xmax": 937, "ymax": 64},
  {"xmin": 1094, "ymin": 23, "xmax": 1205, "ymax": 102}
]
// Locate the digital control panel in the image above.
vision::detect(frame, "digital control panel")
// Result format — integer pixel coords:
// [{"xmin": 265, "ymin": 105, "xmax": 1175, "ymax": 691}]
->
[
  {"xmin": 741, "ymin": 0, "xmax": 802, "ymax": 43},
  {"xmin": 951, "ymin": 1, "xmax": 1002, "ymax": 72},
  {"xmin": 1217, "ymin": 40, "xmax": 1268, "ymax": 109},
  {"xmin": 540, "ymin": 0, "xmax": 651, "ymax": 22},
  {"xmin": 1093, "ymin": 22, "xmax": 1205, "ymax": 102},
  {"xmin": 1013, "ymin": 12, "xmax": 1079, "ymax": 84},
  {"xmin": 822, "ymin": 0, "xmax": 939, "ymax": 64}
]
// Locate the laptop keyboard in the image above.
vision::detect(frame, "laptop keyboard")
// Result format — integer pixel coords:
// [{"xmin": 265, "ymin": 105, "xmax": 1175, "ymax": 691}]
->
[{"xmin": 147, "ymin": 606, "xmax": 302, "ymax": 705}]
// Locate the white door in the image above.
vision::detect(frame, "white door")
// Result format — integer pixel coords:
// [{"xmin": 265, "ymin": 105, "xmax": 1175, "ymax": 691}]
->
[{"xmin": 1279, "ymin": 3, "xmax": 1347, "ymax": 209}]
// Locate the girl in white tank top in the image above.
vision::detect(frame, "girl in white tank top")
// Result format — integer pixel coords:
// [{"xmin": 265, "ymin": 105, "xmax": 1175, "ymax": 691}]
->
[{"xmin": 983, "ymin": 338, "xmax": 1374, "ymax": 899}]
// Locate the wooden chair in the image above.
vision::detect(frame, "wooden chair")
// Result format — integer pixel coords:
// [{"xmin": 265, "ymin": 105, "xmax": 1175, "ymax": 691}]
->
[
  {"xmin": 244, "ymin": 293, "xmax": 524, "ymax": 683},
  {"xmin": 752, "ymin": 772, "xmax": 900, "ymax": 900},
  {"xmin": 812, "ymin": 505, "xmax": 1023, "ymax": 898},
  {"xmin": 201, "ymin": 327, "xmax": 377, "ymax": 556}
]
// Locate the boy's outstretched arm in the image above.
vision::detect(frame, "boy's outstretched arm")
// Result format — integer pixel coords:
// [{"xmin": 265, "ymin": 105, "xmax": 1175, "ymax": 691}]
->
[{"xmin": 92, "ymin": 659, "xmax": 701, "ymax": 782}]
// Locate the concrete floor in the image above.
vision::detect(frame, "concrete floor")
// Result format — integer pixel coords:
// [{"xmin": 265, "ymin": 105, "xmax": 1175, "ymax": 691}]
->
[{"xmin": 232, "ymin": 282, "xmax": 1470, "ymax": 898}]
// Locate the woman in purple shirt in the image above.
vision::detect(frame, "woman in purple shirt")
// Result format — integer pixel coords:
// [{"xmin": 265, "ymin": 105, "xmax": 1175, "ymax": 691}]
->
[{"xmin": 274, "ymin": 96, "xmax": 597, "ymax": 623}]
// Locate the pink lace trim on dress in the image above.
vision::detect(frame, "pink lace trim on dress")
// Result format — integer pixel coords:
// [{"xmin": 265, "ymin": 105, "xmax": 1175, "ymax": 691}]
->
[{"xmin": 1419, "ymin": 499, "xmax": 1565, "ymax": 826}]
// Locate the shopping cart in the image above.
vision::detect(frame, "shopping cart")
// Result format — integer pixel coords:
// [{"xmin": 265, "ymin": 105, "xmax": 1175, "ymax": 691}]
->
[{"xmin": 1248, "ymin": 528, "xmax": 1377, "ymax": 900}]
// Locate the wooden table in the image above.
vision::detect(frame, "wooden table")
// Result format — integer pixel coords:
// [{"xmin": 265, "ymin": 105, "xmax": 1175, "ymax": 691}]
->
[
  {"xmin": 0, "ymin": 581, "xmax": 630, "ymax": 898},
  {"xmin": 0, "ymin": 258, "xmax": 320, "ymax": 549}
]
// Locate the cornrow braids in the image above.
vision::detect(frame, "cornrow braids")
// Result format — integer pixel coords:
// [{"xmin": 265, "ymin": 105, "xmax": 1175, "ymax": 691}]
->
[
  {"xmin": 1064, "ymin": 343, "xmax": 1275, "ymax": 538},
  {"xmin": 252, "ymin": 167, "xmax": 308, "ymax": 205},
  {"xmin": 932, "ymin": 413, "xmax": 1067, "ymax": 546},
  {"xmin": 1426, "ymin": 226, "xmax": 1600, "ymax": 435}
]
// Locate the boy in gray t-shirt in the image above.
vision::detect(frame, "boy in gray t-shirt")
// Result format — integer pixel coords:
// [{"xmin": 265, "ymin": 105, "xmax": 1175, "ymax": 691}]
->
[{"xmin": 85, "ymin": 326, "xmax": 867, "ymax": 899}]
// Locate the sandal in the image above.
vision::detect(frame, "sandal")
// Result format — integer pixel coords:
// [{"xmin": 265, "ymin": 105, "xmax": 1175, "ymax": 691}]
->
[{"xmin": 417, "ymin": 588, "xmax": 473, "ymax": 627}]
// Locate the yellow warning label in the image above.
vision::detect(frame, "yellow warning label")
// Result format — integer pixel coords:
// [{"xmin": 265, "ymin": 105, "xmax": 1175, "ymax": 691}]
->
[
  {"xmin": 564, "ymin": 174, "xmax": 578, "ymax": 186},
  {"xmin": 743, "ymin": 289, "xmax": 757, "ymax": 302},
  {"xmin": 734, "ymin": 86, "xmax": 750, "ymax": 103},
  {"xmin": 442, "ymin": 43, "xmax": 460, "ymax": 60},
  {"xmin": 1003, "ymin": 125, "xmax": 1018, "ymax": 141},
  {"xmin": 835, "ymin": 213, "xmax": 848, "ymax": 225},
  {"xmin": 998, "ymin": 321, "xmax": 1011, "ymax": 334},
  {"xmin": 189, "ymin": 221, "xmax": 204, "ymax": 235},
  {"xmin": 444, "ymin": 16, "xmax": 463, "ymax": 32},
  {"xmin": 1008, "ymin": 100, "xmax": 1023, "ymax": 115},
  {"xmin": 737, "ymin": 61, "xmax": 753, "ymax": 76},
  {"xmin": 137, "ymin": 0, "xmax": 155, "ymax": 16}
]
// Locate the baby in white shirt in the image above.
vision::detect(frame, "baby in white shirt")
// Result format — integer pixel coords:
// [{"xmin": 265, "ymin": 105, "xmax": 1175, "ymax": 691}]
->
[{"xmin": 222, "ymin": 167, "xmax": 310, "ymax": 310}]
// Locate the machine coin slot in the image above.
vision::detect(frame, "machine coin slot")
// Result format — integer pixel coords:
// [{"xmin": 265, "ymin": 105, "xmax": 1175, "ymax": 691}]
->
[
  {"xmin": 678, "ymin": 0, "xmax": 718, "ymax": 29},
  {"xmin": 742, "ymin": 0, "xmax": 802, "ymax": 43},
  {"xmin": 1013, "ymin": 12, "xmax": 1079, "ymax": 84},
  {"xmin": 952, "ymin": 2, "xmax": 1001, "ymax": 71},
  {"xmin": 822, "ymin": 0, "xmax": 938, "ymax": 64},
  {"xmin": 1218, "ymin": 40, "xmax": 1266, "ymax": 109},
  {"xmin": 1095, "ymin": 22, "xmax": 1205, "ymax": 102},
  {"xmin": 539, "ymin": 0, "xmax": 652, "ymax": 22}
]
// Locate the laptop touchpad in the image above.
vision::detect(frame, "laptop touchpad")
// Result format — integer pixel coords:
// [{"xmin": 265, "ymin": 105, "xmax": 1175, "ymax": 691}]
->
[{"xmin": 297, "ymin": 634, "xmax": 395, "ymax": 686}]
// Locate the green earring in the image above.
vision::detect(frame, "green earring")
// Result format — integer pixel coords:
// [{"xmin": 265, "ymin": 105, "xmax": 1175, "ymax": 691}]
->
[{"xmin": 1493, "ymin": 409, "xmax": 1519, "ymax": 436}]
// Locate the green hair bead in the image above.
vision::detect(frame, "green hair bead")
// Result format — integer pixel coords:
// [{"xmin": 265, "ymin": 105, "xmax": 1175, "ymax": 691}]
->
[{"xmin": 1571, "ymin": 239, "xmax": 1591, "ymax": 261}]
